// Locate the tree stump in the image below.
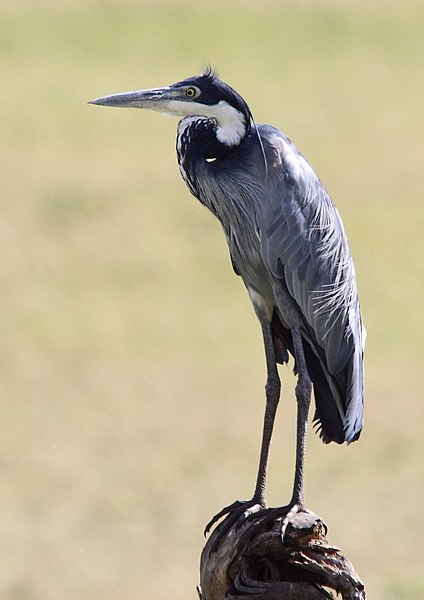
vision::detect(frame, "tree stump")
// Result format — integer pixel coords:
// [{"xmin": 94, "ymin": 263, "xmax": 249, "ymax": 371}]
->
[{"xmin": 197, "ymin": 509, "xmax": 366, "ymax": 599}]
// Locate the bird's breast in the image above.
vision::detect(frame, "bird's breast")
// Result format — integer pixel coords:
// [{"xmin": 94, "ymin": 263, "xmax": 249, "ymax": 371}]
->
[{"xmin": 227, "ymin": 225, "xmax": 274, "ymax": 297}]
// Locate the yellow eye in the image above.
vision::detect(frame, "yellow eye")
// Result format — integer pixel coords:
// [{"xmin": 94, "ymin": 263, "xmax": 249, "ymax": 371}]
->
[{"xmin": 185, "ymin": 87, "xmax": 198, "ymax": 98}]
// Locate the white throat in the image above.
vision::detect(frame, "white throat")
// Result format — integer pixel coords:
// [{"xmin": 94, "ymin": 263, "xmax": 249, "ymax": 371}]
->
[
  {"xmin": 161, "ymin": 99, "xmax": 247, "ymax": 147},
  {"xmin": 209, "ymin": 100, "xmax": 247, "ymax": 146}
]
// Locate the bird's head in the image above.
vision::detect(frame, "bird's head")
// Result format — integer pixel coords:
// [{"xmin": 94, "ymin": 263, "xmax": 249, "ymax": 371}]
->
[{"xmin": 89, "ymin": 68, "xmax": 252, "ymax": 148}]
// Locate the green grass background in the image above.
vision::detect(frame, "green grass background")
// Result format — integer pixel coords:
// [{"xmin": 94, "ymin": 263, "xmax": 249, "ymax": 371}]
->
[{"xmin": 1, "ymin": 1, "xmax": 423, "ymax": 598}]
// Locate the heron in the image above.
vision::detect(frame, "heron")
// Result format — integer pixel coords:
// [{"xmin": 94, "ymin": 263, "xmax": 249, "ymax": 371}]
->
[{"xmin": 89, "ymin": 67, "xmax": 365, "ymax": 540}]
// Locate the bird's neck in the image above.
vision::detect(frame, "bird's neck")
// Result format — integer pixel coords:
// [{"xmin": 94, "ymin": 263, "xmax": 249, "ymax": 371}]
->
[
  {"xmin": 176, "ymin": 116, "xmax": 249, "ymax": 198},
  {"xmin": 177, "ymin": 116, "xmax": 245, "ymax": 160}
]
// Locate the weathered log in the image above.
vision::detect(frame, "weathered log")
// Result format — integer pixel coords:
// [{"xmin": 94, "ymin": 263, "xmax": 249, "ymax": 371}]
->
[{"xmin": 197, "ymin": 509, "xmax": 365, "ymax": 599}]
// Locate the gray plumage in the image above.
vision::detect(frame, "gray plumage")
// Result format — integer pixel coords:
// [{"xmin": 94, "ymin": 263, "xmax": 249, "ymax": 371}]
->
[{"xmin": 178, "ymin": 119, "xmax": 364, "ymax": 443}]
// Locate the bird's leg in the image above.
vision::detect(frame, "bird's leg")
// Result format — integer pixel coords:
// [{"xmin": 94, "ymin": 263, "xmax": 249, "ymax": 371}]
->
[
  {"xmin": 204, "ymin": 323, "xmax": 280, "ymax": 541},
  {"xmin": 289, "ymin": 327, "xmax": 312, "ymax": 509},
  {"xmin": 267, "ymin": 327, "xmax": 313, "ymax": 539},
  {"xmin": 238, "ymin": 327, "xmax": 313, "ymax": 549},
  {"xmin": 252, "ymin": 324, "xmax": 281, "ymax": 503}
]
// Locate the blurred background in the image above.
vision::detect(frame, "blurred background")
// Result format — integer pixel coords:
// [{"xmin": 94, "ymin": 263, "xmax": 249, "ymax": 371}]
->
[{"xmin": 1, "ymin": 1, "xmax": 423, "ymax": 598}]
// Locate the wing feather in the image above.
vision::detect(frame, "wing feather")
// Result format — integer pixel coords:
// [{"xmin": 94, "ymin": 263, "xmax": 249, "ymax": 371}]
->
[
  {"xmin": 256, "ymin": 127, "xmax": 364, "ymax": 441},
  {"xmin": 258, "ymin": 129, "xmax": 359, "ymax": 373}
]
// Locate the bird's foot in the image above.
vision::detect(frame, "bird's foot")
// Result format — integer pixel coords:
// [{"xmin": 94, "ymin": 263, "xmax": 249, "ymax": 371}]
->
[
  {"xmin": 204, "ymin": 498, "xmax": 265, "ymax": 554},
  {"xmin": 237, "ymin": 502, "xmax": 312, "ymax": 554}
]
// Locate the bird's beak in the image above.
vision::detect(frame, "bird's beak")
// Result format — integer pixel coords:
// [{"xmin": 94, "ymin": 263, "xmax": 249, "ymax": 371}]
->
[{"xmin": 88, "ymin": 86, "xmax": 173, "ymax": 112}]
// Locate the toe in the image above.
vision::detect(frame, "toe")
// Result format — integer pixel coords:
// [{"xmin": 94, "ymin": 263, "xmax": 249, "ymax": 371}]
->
[{"xmin": 204, "ymin": 500, "xmax": 247, "ymax": 536}]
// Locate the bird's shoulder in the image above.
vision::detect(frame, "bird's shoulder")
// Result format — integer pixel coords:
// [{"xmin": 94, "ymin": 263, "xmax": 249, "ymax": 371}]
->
[
  {"xmin": 253, "ymin": 124, "xmax": 336, "ymax": 258},
  {"xmin": 252, "ymin": 125, "xmax": 315, "ymax": 183}
]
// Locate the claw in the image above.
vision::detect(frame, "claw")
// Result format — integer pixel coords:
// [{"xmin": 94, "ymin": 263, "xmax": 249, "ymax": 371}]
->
[
  {"xmin": 204, "ymin": 499, "xmax": 247, "ymax": 537},
  {"xmin": 204, "ymin": 498, "xmax": 265, "ymax": 554},
  {"xmin": 237, "ymin": 503, "xmax": 307, "ymax": 556},
  {"xmin": 280, "ymin": 503, "xmax": 300, "ymax": 539}
]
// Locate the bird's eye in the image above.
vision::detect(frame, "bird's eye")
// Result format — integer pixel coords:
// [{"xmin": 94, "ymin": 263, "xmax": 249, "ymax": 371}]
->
[{"xmin": 185, "ymin": 87, "xmax": 198, "ymax": 98}]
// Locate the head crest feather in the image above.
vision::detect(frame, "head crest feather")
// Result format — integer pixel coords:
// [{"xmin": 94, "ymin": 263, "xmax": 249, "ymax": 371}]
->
[{"xmin": 202, "ymin": 64, "xmax": 218, "ymax": 80}]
